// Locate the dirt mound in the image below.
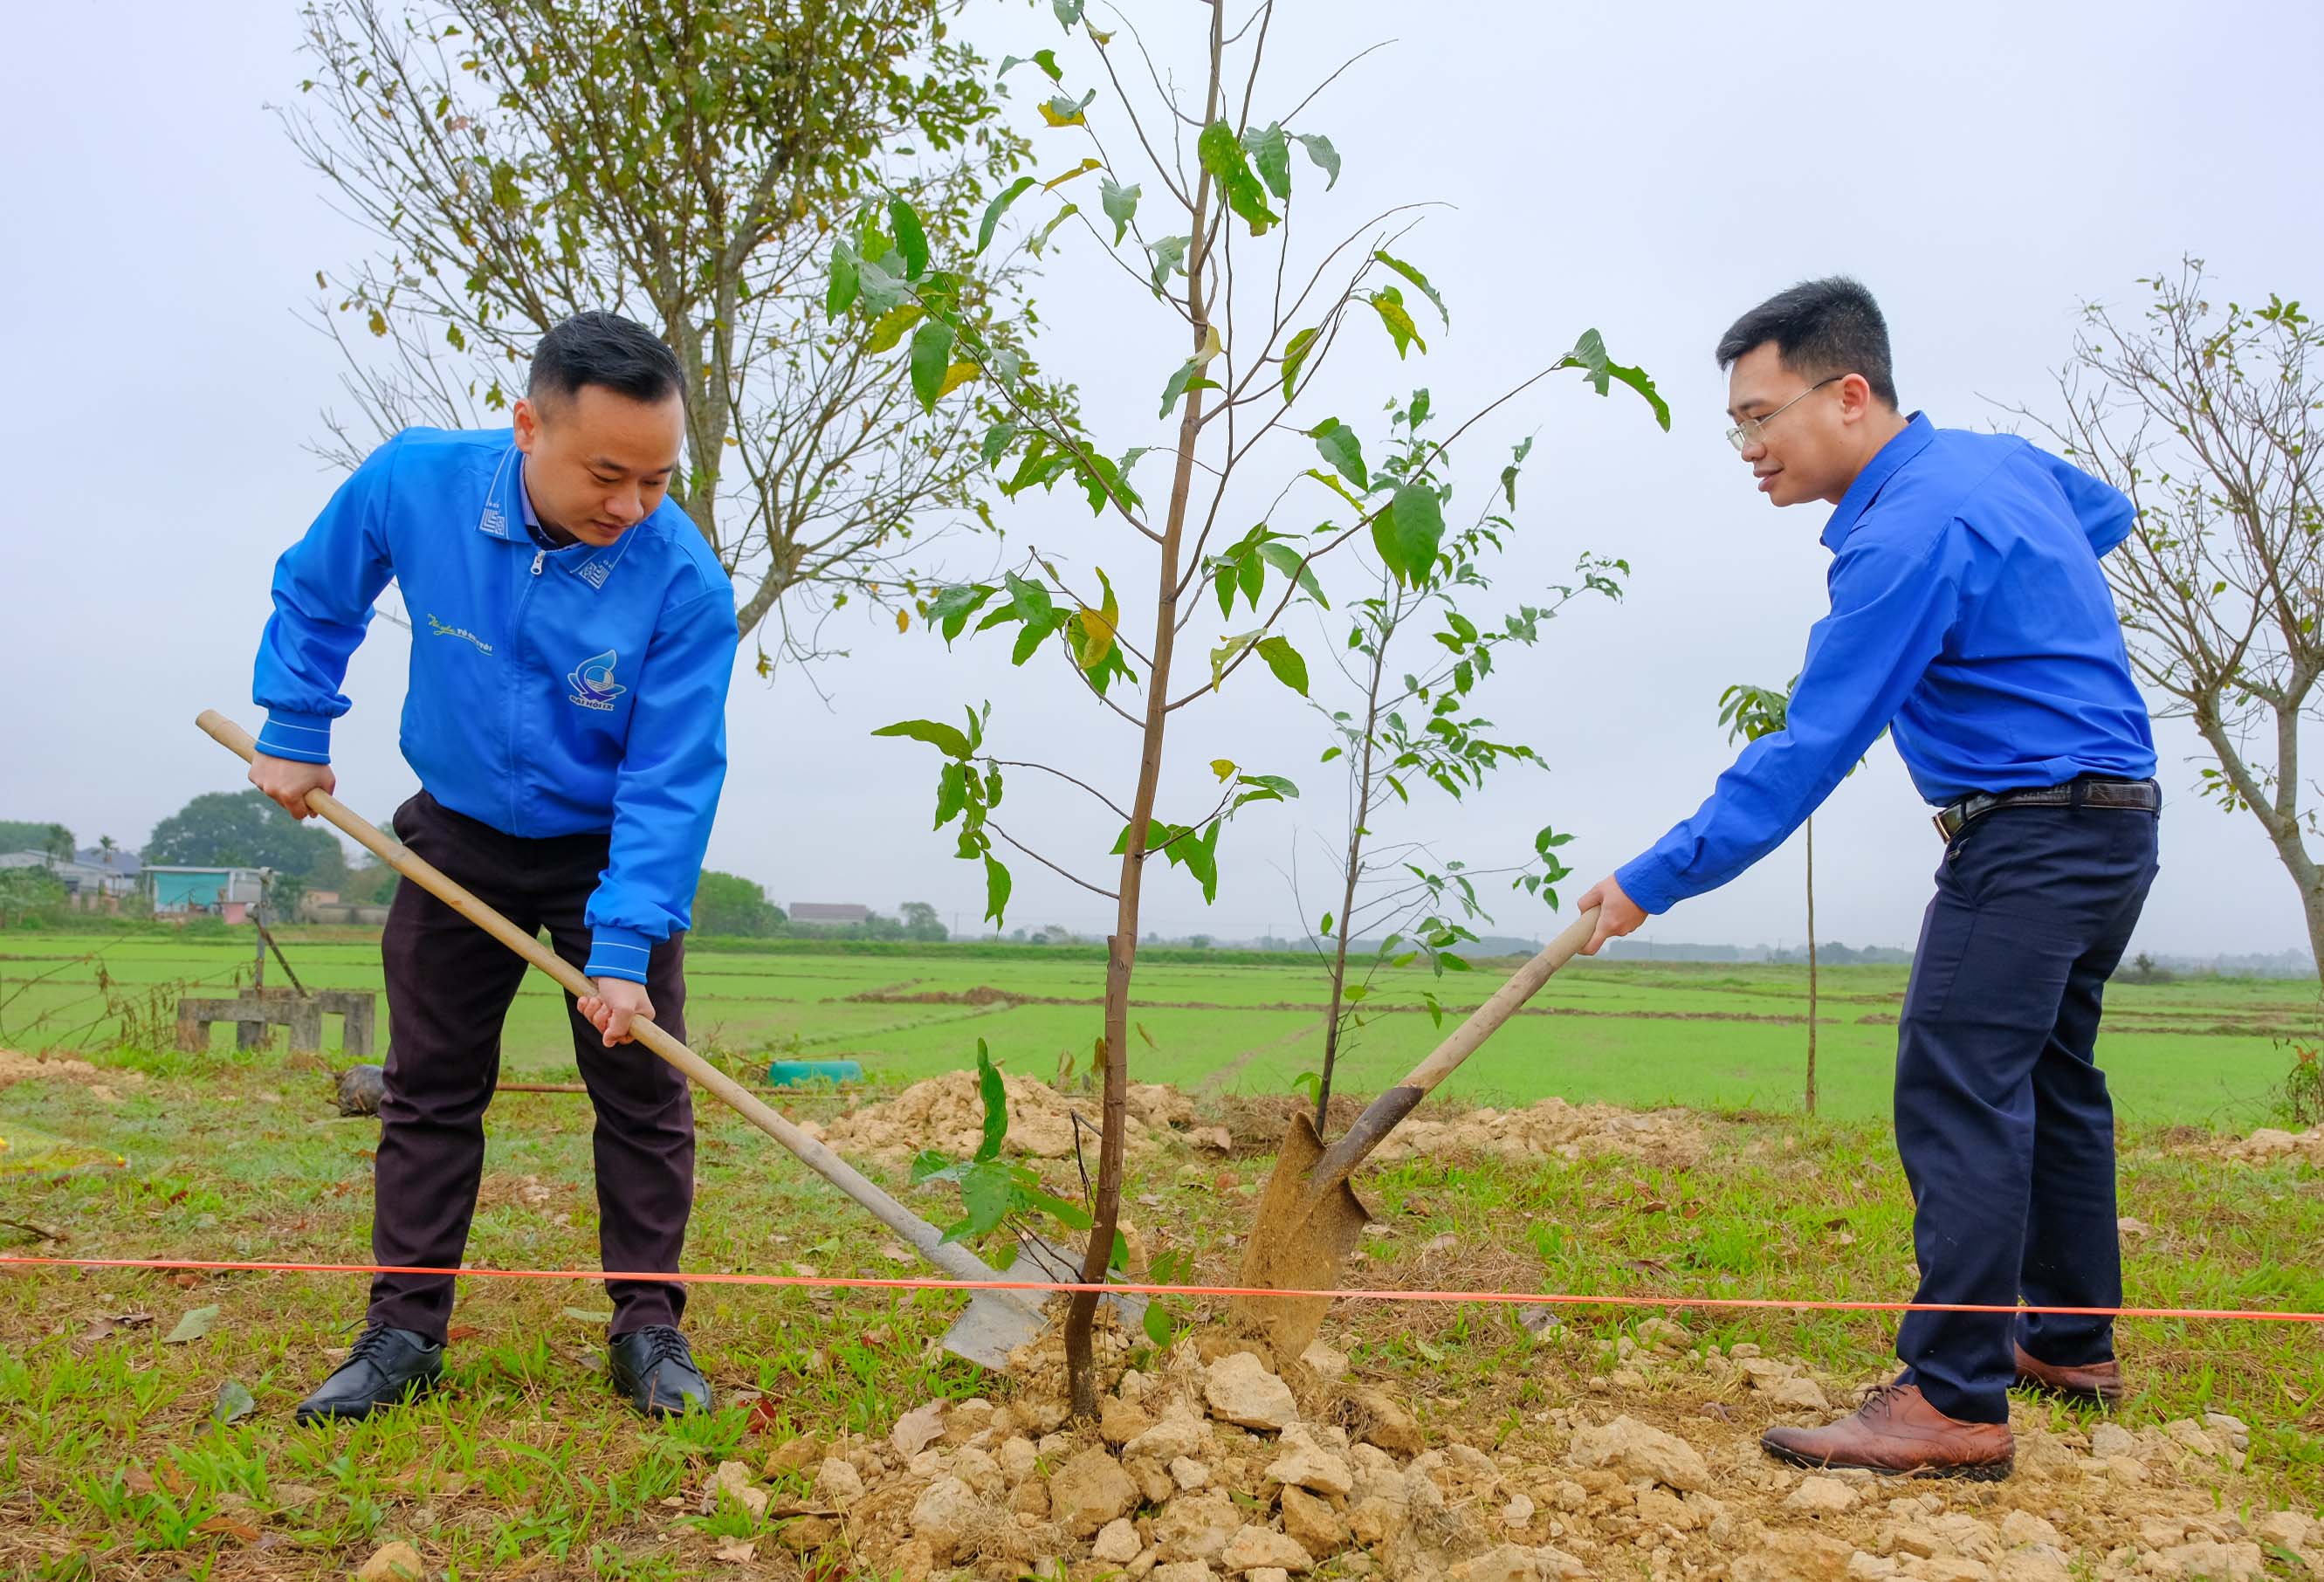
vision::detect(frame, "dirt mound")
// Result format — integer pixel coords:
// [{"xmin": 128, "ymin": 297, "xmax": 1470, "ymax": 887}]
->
[
  {"xmin": 0, "ymin": 1048, "xmax": 141, "ymax": 1098},
  {"xmin": 2216, "ymin": 1125, "xmax": 2324, "ymax": 1166},
  {"xmin": 1369, "ymin": 1095, "xmax": 1706, "ymax": 1169},
  {"xmin": 689, "ymin": 1323, "xmax": 2322, "ymax": 1582},
  {"xmin": 849, "ymin": 984, "xmax": 1021, "ymax": 1007},
  {"xmin": 817, "ymin": 1070, "xmax": 1207, "ymax": 1163}
]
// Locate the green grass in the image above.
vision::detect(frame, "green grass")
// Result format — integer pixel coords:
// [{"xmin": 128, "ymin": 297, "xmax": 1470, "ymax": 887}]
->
[{"xmin": 1, "ymin": 930, "xmax": 2318, "ymax": 1572}]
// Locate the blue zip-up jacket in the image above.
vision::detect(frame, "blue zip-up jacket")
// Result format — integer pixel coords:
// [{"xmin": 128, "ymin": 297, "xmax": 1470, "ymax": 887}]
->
[
  {"xmin": 1616, "ymin": 414, "xmax": 2156, "ymax": 915},
  {"xmin": 252, "ymin": 426, "xmax": 738, "ymax": 982}
]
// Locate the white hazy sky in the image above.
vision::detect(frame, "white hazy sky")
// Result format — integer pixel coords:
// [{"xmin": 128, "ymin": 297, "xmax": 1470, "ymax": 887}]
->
[{"xmin": 3, "ymin": 1, "xmax": 2319, "ymax": 957}]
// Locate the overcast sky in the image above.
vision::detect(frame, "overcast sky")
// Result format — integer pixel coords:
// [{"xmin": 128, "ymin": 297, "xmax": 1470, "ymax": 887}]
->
[{"xmin": 4, "ymin": 1, "xmax": 2319, "ymax": 957}]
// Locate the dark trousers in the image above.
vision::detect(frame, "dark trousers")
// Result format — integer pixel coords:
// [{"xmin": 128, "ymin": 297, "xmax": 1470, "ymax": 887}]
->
[
  {"xmin": 368, "ymin": 791, "xmax": 695, "ymax": 1343},
  {"xmin": 1894, "ymin": 801, "xmax": 2159, "ymax": 1422}
]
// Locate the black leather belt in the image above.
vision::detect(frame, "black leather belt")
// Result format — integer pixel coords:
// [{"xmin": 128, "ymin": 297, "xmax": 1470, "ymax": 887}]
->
[{"xmin": 1932, "ymin": 777, "xmax": 2161, "ymax": 841}]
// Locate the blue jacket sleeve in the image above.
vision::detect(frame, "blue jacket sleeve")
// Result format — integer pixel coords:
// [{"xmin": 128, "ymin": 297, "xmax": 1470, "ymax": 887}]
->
[
  {"xmin": 251, "ymin": 437, "xmax": 402, "ymax": 763},
  {"xmin": 2037, "ymin": 451, "xmax": 2137, "ymax": 557},
  {"xmin": 583, "ymin": 584, "xmax": 739, "ymax": 981},
  {"xmin": 1614, "ymin": 526, "xmax": 1963, "ymax": 914}
]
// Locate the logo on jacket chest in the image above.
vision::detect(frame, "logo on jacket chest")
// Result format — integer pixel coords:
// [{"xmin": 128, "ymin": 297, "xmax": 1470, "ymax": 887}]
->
[
  {"xmin": 567, "ymin": 649, "xmax": 628, "ymax": 711},
  {"xmin": 425, "ymin": 613, "xmax": 494, "ymax": 656}
]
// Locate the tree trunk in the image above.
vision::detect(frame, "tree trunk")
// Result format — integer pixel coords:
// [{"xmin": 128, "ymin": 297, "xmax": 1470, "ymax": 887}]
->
[
  {"xmin": 1315, "ymin": 643, "xmax": 1388, "ymax": 1130},
  {"xmin": 1063, "ymin": 11, "xmax": 1221, "ymax": 1414},
  {"xmin": 1805, "ymin": 815, "xmax": 1818, "ymax": 1118}
]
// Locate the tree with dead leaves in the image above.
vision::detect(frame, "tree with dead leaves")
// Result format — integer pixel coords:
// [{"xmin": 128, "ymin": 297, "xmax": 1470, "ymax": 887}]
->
[
  {"xmin": 2018, "ymin": 262, "xmax": 2324, "ymax": 976},
  {"xmin": 280, "ymin": 0, "xmax": 1046, "ymax": 671}
]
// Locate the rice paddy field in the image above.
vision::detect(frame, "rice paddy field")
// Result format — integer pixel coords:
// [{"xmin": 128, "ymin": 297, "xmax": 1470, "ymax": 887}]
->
[{"xmin": 0, "ymin": 928, "xmax": 2310, "ymax": 1128}]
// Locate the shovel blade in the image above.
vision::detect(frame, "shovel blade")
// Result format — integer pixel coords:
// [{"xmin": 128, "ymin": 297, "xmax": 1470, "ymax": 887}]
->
[
  {"xmin": 1228, "ymin": 1108, "xmax": 1373, "ymax": 1358},
  {"xmin": 939, "ymin": 1230, "xmax": 1150, "ymax": 1371}
]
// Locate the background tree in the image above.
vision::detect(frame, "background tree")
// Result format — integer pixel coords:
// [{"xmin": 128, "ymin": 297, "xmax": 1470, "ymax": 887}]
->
[
  {"xmin": 1715, "ymin": 680, "xmax": 1879, "ymax": 1116},
  {"xmin": 899, "ymin": 900, "xmax": 949, "ymax": 942},
  {"xmin": 0, "ymin": 822, "xmax": 76, "ymax": 860},
  {"xmin": 1297, "ymin": 397, "xmax": 1635, "ymax": 1125},
  {"xmin": 2018, "ymin": 262, "xmax": 2324, "ymax": 978},
  {"xmin": 145, "ymin": 791, "xmax": 351, "ymax": 894},
  {"xmin": 861, "ymin": 0, "xmax": 1660, "ymax": 1410},
  {"xmin": 691, "ymin": 870, "xmax": 786, "ymax": 937},
  {"xmin": 283, "ymin": 0, "xmax": 1047, "ymax": 668}
]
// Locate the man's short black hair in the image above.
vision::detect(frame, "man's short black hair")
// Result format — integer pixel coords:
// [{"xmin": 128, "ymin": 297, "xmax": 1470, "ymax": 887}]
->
[
  {"xmin": 1715, "ymin": 277, "xmax": 1899, "ymax": 409},
  {"xmin": 528, "ymin": 311, "xmax": 684, "ymax": 409}
]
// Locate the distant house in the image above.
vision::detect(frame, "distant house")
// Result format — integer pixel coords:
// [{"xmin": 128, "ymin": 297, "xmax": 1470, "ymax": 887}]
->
[
  {"xmin": 788, "ymin": 902, "xmax": 870, "ymax": 927},
  {"xmin": 146, "ymin": 865, "xmax": 268, "ymax": 924},
  {"xmin": 0, "ymin": 848, "xmax": 143, "ymax": 910}
]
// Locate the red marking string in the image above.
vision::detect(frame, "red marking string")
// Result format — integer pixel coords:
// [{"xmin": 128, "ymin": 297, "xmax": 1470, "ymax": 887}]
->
[{"xmin": 2, "ymin": 1255, "xmax": 2319, "ymax": 1324}]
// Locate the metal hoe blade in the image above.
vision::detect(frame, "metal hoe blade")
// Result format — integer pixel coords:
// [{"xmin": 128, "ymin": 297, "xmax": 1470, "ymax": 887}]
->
[{"xmin": 940, "ymin": 1231, "xmax": 1150, "ymax": 1370}]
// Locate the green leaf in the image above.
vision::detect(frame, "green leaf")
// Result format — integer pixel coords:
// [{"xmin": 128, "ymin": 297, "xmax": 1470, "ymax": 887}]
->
[
  {"xmin": 973, "ymin": 1041, "xmax": 1007, "ymax": 1161},
  {"xmin": 888, "ymin": 197, "xmax": 930, "ymax": 279},
  {"xmin": 1293, "ymin": 132, "xmax": 1341, "ymax": 189},
  {"xmin": 1101, "ymin": 176, "xmax": 1140, "ymax": 244},
  {"xmin": 212, "ymin": 1380, "xmax": 257, "ymax": 1425},
  {"xmin": 1197, "ymin": 120, "xmax": 1278, "ymax": 235},
  {"xmin": 910, "ymin": 319, "xmax": 958, "ymax": 412},
  {"xmin": 933, "ymin": 761, "xmax": 969, "ymax": 828},
  {"xmin": 1310, "ymin": 418, "xmax": 1368, "ymax": 489},
  {"xmin": 1370, "ymin": 289, "xmax": 1426, "ymax": 359},
  {"xmin": 164, "ymin": 1305, "xmax": 219, "ymax": 1345},
  {"xmin": 872, "ymin": 718, "xmax": 975, "ymax": 759},
  {"xmin": 1148, "ymin": 235, "xmax": 1190, "ymax": 293},
  {"xmin": 1021, "ymin": 1184, "xmax": 1094, "ymax": 1230},
  {"xmin": 866, "ymin": 302, "xmax": 925, "ymax": 354},
  {"xmin": 1241, "ymin": 121, "xmax": 1292, "ymax": 200},
  {"xmin": 1031, "ymin": 47, "xmax": 1064, "ymax": 81},
  {"xmin": 980, "ymin": 422, "xmax": 1018, "ymax": 466},
  {"xmin": 1255, "ymin": 636, "xmax": 1309, "ymax": 696},
  {"xmin": 1319, "ymin": 911, "xmax": 1334, "ymax": 937},
  {"xmin": 977, "ymin": 175, "xmax": 1036, "ymax": 254},
  {"xmin": 1559, "ymin": 328, "xmax": 1671, "ymax": 431},
  {"xmin": 1159, "ymin": 358, "xmax": 1220, "ymax": 418},
  {"xmin": 1026, "ymin": 203, "xmax": 1078, "ymax": 258},
  {"xmin": 1258, "ymin": 540, "xmax": 1328, "ymax": 606},
  {"xmin": 1373, "ymin": 250, "xmax": 1447, "ymax": 327},
  {"xmin": 927, "ymin": 583, "xmax": 997, "ymax": 643},
  {"xmin": 1280, "ymin": 326, "xmax": 1317, "ymax": 404},
  {"xmin": 825, "ymin": 240, "xmax": 860, "ymax": 318},
  {"xmin": 983, "ymin": 854, "xmax": 1012, "ymax": 925},
  {"xmin": 940, "ymin": 1157, "xmax": 1015, "ymax": 1242},
  {"xmin": 1387, "ymin": 482, "xmax": 1447, "ymax": 584},
  {"xmin": 1143, "ymin": 1300, "xmax": 1177, "ymax": 1348},
  {"xmin": 1052, "ymin": 0, "xmax": 1083, "ymax": 25}
]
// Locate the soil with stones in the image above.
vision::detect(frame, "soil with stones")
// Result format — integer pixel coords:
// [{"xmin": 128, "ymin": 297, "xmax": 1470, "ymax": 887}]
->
[{"xmin": 701, "ymin": 1316, "xmax": 2321, "ymax": 1582}]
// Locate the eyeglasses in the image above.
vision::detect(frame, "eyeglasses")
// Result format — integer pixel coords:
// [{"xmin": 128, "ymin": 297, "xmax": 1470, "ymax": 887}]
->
[{"xmin": 1725, "ymin": 375, "xmax": 1843, "ymax": 452}]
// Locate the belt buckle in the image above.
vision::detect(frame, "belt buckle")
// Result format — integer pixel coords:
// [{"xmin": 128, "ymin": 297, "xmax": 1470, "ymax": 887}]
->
[{"xmin": 1932, "ymin": 807, "xmax": 1959, "ymax": 841}]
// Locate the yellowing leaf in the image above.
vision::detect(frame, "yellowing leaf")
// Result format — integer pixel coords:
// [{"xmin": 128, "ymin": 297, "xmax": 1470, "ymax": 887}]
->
[
  {"xmin": 866, "ymin": 303, "xmax": 925, "ymax": 354},
  {"xmin": 1211, "ymin": 759, "xmax": 1237, "ymax": 781},
  {"xmin": 936, "ymin": 361, "xmax": 980, "ymax": 399},
  {"xmin": 1042, "ymin": 157, "xmax": 1102, "ymax": 190},
  {"xmin": 896, "ymin": 608, "xmax": 911, "ymax": 634}
]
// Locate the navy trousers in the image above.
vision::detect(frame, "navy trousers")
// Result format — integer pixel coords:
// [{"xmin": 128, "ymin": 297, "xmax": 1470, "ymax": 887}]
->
[
  {"xmin": 368, "ymin": 792, "xmax": 695, "ymax": 1343},
  {"xmin": 1892, "ymin": 800, "xmax": 2159, "ymax": 1423}
]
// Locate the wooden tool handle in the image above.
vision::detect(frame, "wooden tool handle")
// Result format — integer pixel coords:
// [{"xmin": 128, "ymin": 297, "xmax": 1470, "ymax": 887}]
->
[
  {"xmin": 199, "ymin": 710, "xmax": 1005, "ymax": 1285},
  {"xmin": 1305, "ymin": 905, "xmax": 1600, "ymax": 1196}
]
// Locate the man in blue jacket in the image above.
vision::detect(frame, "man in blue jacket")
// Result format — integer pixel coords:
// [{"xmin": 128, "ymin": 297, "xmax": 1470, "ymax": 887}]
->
[
  {"xmin": 1577, "ymin": 279, "xmax": 2159, "ymax": 1478},
  {"xmin": 246, "ymin": 312, "xmax": 738, "ymax": 1421}
]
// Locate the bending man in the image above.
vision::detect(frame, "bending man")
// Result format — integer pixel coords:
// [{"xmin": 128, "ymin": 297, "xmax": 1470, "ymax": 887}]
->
[
  {"xmin": 1578, "ymin": 278, "xmax": 2158, "ymax": 1479},
  {"xmin": 247, "ymin": 312, "xmax": 738, "ymax": 1422}
]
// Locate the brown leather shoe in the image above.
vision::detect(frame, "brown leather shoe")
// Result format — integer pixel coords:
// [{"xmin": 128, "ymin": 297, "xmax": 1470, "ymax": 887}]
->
[
  {"xmin": 2013, "ymin": 1344, "xmax": 2123, "ymax": 1408},
  {"xmin": 1761, "ymin": 1383, "xmax": 2013, "ymax": 1480}
]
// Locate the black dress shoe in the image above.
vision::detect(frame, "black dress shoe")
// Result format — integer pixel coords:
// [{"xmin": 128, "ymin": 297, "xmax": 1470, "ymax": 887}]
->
[
  {"xmin": 294, "ymin": 1325, "xmax": 443, "ymax": 1424},
  {"xmin": 609, "ymin": 1325, "xmax": 712, "ymax": 1417}
]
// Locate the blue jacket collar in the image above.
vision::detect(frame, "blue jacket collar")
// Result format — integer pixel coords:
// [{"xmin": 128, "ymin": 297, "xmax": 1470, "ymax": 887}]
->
[
  {"xmin": 1820, "ymin": 412, "xmax": 1936, "ymax": 550},
  {"xmin": 474, "ymin": 443, "xmax": 635, "ymax": 590}
]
